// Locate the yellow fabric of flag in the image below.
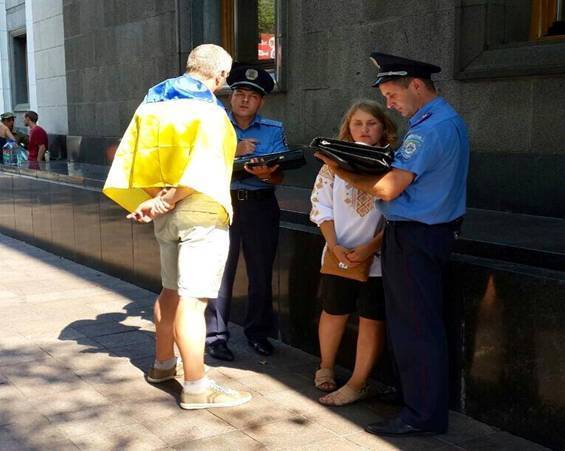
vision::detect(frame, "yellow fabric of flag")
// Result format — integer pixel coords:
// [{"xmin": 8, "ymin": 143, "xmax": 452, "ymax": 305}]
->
[{"xmin": 103, "ymin": 98, "xmax": 236, "ymax": 221}]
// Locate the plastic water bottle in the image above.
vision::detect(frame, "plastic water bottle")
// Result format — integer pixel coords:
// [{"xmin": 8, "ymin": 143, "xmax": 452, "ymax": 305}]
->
[
  {"xmin": 44, "ymin": 150, "xmax": 50, "ymax": 162},
  {"xmin": 2, "ymin": 140, "xmax": 17, "ymax": 165}
]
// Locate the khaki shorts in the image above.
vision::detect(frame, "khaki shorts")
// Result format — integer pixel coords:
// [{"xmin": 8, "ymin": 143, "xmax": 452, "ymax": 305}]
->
[{"xmin": 153, "ymin": 194, "xmax": 229, "ymax": 299}]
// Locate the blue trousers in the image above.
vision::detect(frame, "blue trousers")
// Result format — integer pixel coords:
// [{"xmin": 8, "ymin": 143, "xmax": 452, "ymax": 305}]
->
[
  {"xmin": 382, "ymin": 220, "xmax": 457, "ymax": 432},
  {"xmin": 205, "ymin": 192, "xmax": 279, "ymax": 343}
]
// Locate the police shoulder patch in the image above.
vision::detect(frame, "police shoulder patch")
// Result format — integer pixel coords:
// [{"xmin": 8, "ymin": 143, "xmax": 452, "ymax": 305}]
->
[{"xmin": 399, "ymin": 133, "xmax": 424, "ymax": 161}]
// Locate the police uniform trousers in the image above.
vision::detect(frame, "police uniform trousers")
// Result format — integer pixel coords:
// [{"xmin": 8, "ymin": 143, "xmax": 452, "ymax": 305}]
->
[
  {"xmin": 205, "ymin": 189, "xmax": 280, "ymax": 344},
  {"xmin": 381, "ymin": 219, "xmax": 457, "ymax": 432}
]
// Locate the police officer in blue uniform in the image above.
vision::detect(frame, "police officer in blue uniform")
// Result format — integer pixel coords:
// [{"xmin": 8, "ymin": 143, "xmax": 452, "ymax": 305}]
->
[
  {"xmin": 205, "ymin": 65, "xmax": 287, "ymax": 361},
  {"xmin": 316, "ymin": 52, "xmax": 469, "ymax": 436}
]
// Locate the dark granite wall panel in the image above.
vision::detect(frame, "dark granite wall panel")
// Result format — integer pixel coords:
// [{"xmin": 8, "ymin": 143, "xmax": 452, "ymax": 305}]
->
[
  {"xmin": 12, "ymin": 177, "xmax": 34, "ymax": 241},
  {"xmin": 131, "ymin": 222, "xmax": 161, "ymax": 292},
  {"xmin": 72, "ymin": 188, "xmax": 102, "ymax": 270},
  {"xmin": 0, "ymin": 174, "xmax": 15, "ymax": 231},
  {"xmin": 99, "ymin": 196, "xmax": 134, "ymax": 281},
  {"xmin": 453, "ymin": 255, "xmax": 565, "ymax": 450},
  {"xmin": 277, "ymin": 227, "xmax": 323, "ymax": 355},
  {"xmin": 468, "ymin": 152, "xmax": 565, "ymax": 218},
  {"xmin": 50, "ymin": 182, "xmax": 77, "ymax": 260},
  {"xmin": 63, "ymin": 0, "xmax": 179, "ymax": 142},
  {"xmin": 31, "ymin": 180, "xmax": 54, "ymax": 251}
]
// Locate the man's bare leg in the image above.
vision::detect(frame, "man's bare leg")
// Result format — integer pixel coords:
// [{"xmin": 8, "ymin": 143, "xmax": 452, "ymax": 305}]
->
[
  {"xmin": 174, "ymin": 295, "xmax": 207, "ymax": 381},
  {"xmin": 174, "ymin": 295, "xmax": 252, "ymax": 409},
  {"xmin": 154, "ymin": 288, "xmax": 179, "ymax": 361}
]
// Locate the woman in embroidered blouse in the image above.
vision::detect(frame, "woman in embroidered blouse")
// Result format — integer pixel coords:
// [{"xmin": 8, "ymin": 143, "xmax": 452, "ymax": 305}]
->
[{"xmin": 310, "ymin": 100, "xmax": 397, "ymax": 406}]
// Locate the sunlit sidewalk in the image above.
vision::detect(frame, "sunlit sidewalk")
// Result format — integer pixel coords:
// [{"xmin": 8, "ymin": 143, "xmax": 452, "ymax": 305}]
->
[{"xmin": 0, "ymin": 233, "xmax": 548, "ymax": 450}]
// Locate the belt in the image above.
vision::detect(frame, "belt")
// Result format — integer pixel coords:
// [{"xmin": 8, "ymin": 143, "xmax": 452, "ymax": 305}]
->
[
  {"xmin": 231, "ymin": 189, "xmax": 275, "ymax": 201},
  {"xmin": 386, "ymin": 217, "xmax": 463, "ymax": 231}
]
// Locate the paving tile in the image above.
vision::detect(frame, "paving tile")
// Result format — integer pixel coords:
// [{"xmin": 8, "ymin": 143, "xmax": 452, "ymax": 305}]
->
[
  {"xmin": 284, "ymin": 437, "xmax": 364, "ymax": 450},
  {"xmin": 173, "ymin": 430, "xmax": 264, "ymax": 450},
  {"xmin": 263, "ymin": 385, "xmax": 335, "ymax": 417},
  {"xmin": 345, "ymin": 430, "xmax": 456, "ymax": 451},
  {"xmin": 236, "ymin": 371, "xmax": 312, "ymax": 395},
  {"xmin": 34, "ymin": 386, "xmax": 111, "ymax": 416},
  {"xmin": 46, "ymin": 403, "xmax": 140, "ymax": 439},
  {"xmin": 69, "ymin": 423, "xmax": 167, "ymax": 450},
  {"xmin": 72, "ymin": 319, "xmax": 141, "ymax": 338},
  {"xmin": 456, "ymin": 432, "xmax": 550, "ymax": 450},
  {"xmin": 265, "ymin": 383, "xmax": 386, "ymax": 436},
  {"xmin": 243, "ymin": 417, "xmax": 335, "ymax": 449},
  {"xmin": 118, "ymin": 392, "xmax": 185, "ymax": 422},
  {"xmin": 0, "ymin": 390, "xmax": 35, "ymax": 426},
  {"xmin": 141, "ymin": 409, "xmax": 235, "ymax": 445},
  {"xmin": 93, "ymin": 330, "xmax": 154, "ymax": 348},
  {"xmin": 209, "ymin": 394, "xmax": 299, "ymax": 430},
  {"xmin": 437, "ymin": 411, "xmax": 496, "ymax": 446},
  {"xmin": 87, "ymin": 375, "xmax": 170, "ymax": 402},
  {"xmin": 0, "ymin": 415, "xmax": 75, "ymax": 450},
  {"xmin": 0, "ymin": 342, "xmax": 52, "ymax": 367}
]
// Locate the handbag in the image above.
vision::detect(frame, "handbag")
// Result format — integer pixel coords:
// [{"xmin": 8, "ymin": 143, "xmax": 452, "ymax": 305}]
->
[
  {"xmin": 319, "ymin": 215, "xmax": 385, "ymax": 282},
  {"xmin": 309, "ymin": 137, "xmax": 394, "ymax": 175},
  {"xmin": 320, "ymin": 247, "xmax": 372, "ymax": 282}
]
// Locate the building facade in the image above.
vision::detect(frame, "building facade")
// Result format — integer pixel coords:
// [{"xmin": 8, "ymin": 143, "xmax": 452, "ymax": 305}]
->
[{"xmin": 0, "ymin": 1, "xmax": 564, "ymax": 448}]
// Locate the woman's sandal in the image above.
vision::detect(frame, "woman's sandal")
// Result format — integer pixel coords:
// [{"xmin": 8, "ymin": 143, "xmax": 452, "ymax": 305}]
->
[
  {"xmin": 314, "ymin": 368, "xmax": 337, "ymax": 392},
  {"xmin": 318, "ymin": 384, "xmax": 369, "ymax": 406}
]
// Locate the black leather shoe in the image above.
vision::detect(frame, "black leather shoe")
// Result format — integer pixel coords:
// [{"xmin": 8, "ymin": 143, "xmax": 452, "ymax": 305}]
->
[
  {"xmin": 205, "ymin": 341, "xmax": 234, "ymax": 362},
  {"xmin": 247, "ymin": 338, "xmax": 274, "ymax": 356},
  {"xmin": 365, "ymin": 416, "xmax": 441, "ymax": 437}
]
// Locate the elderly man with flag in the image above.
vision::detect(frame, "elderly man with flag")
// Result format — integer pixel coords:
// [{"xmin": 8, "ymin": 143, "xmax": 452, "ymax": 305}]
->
[{"xmin": 103, "ymin": 44, "xmax": 251, "ymax": 410}]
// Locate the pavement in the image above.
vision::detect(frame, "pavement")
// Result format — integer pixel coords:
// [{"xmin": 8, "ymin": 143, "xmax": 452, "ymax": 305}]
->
[{"xmin": 0, "ymin": 233, "xmax": 549, "ymax": 450}]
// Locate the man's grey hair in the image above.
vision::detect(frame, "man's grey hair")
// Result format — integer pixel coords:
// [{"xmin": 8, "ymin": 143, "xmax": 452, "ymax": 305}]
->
[{"xmin": 186, "ymin": 44, "xmax": 232, "ymax": 79}]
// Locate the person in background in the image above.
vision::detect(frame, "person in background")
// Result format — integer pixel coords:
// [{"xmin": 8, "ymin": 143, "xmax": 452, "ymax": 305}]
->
[
  {"xmin": 205, "ymin": 65, "xmax": 287, "ymax": 361},
  {"xmin": 1, "ymin": 112, "xmax": 28, "ymax": 147},
  {"xmin": 0, "ymin": 116, "xmax": 16, "ymax": 150},
  {"xmin": 310, "ymin": 100, "xmax": 397, "ymax": 406},
  {"xmin": 24, "ymin": 111, "xmax": 48, "ymax": 161}
]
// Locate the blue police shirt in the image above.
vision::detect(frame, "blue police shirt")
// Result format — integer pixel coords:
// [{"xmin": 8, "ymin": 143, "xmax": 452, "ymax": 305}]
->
[
  {"xmin": 229, "ymin": 113, "xmax": 288, "ymax": 191},
  {"xmin": 377, "ymin": 97, "xmax": 469, "ymax": 224}
]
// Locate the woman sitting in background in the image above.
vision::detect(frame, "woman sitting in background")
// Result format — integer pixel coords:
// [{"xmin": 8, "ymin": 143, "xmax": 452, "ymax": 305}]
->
[{"xmin": 310, "ymin": 100, "xmax": 397, "ymax": 406}]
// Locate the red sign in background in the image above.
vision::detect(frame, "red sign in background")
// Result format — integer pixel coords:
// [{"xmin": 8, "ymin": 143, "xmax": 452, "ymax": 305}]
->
[{"xmin": 258, "ymin": 33, "xmax": 275, "ymax": 60}]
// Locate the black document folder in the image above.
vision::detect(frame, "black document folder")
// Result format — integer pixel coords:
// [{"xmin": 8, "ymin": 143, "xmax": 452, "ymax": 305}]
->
[
  {"xmin": 309, "ymin": 137, "xmax": 394, "ymax": 175},
  {"xmin": 233, "ymin": 147, "xmax": 306, "ymax": 179}
]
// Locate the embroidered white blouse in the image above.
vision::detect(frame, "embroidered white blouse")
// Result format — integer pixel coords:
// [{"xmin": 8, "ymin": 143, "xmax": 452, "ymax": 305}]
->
[{"xmin": 310, "ymin": 164, "xmax": 383, "ymax": 277}]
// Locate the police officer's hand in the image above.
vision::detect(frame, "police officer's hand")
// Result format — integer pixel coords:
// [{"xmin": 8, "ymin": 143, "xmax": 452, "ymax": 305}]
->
[
  {"xmin": 331, "ymin": 245, "xmax": 359, "ymax": 268},
  {"xmin": 314, "ymin": 152, "xmax": 339, "ymax": 171},
  {"xmin": 237, "ymin": 138, "xmax": 259, "ymax": 156},
  {"xmin": 244, "ymin": 158, "xmax": 280, "ymax": 181}
]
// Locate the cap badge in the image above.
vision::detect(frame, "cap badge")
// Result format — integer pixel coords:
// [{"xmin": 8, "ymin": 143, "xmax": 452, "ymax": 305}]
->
[{"xmin": 245, "ymin": 69, "xmax": 259, "ymax": 80}]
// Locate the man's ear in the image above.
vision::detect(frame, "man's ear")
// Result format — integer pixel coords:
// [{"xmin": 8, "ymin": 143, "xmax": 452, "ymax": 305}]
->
[{"xmin": 411, "ymin": 78, "xmax": 425, "ymax": 93}]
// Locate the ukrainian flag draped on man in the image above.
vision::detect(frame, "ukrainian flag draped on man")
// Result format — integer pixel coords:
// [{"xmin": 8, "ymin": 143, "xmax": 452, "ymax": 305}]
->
[{"xmin": 103, "ymin": 74, "xmax": 237, "ymax": 221}]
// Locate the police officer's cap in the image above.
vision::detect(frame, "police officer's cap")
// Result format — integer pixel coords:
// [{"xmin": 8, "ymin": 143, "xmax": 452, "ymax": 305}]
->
[
  {"xmin": 1, "ymin": 112, "xmax": 15, "ymax": 120},
  {"xmin": 227, "ymin": 65, "xmax": 274, "ymax": 96},
  {"xmin": 370, "ymin": 52, "xmax": 441, "ymax": 87}
]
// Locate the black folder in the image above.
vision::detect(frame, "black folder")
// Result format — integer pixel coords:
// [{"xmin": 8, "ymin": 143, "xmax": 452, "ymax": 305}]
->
[
  {"xmin": 309, "ymin": 137, "xmax": 394, "ymax": 175},
  {"xmin": 233, "ymin": 147, "xmax": 306, "ymax": 179}
]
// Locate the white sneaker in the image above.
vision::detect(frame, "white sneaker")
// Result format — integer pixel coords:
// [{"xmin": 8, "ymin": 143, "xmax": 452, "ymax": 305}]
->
[{"xmin": 180, "ymin": 379, "xmax": 252, "ymax": 410}]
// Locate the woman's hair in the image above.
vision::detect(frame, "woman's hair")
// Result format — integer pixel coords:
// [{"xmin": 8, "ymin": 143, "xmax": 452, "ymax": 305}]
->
[{"xmin": 337, "ymin": 100, "xmax": 397, "ymax": 146}]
